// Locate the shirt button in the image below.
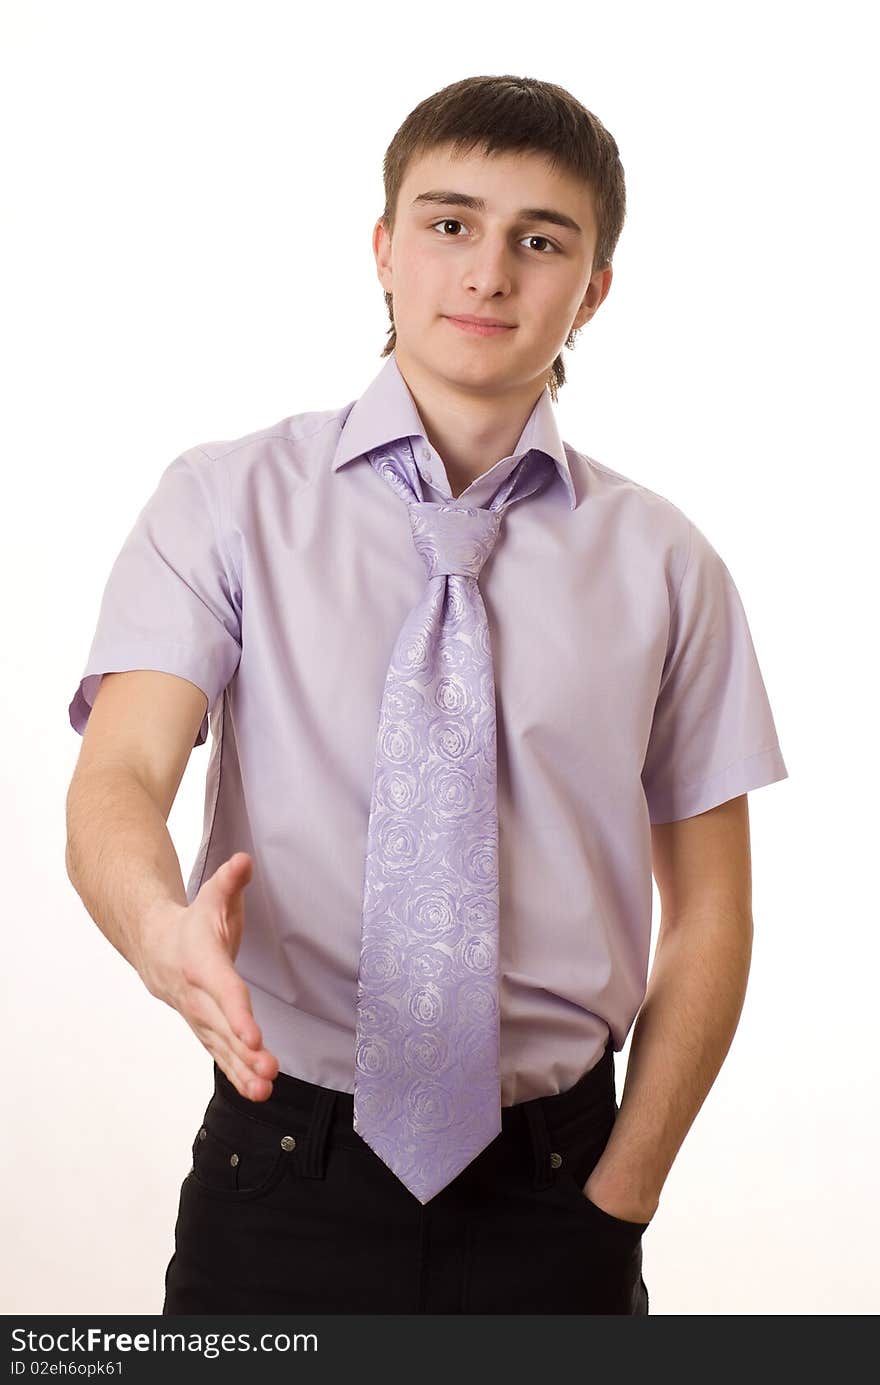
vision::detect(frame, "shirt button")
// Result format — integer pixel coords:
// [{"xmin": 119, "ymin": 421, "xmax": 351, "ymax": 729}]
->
[
  {"xmin": 421, "ymin": 447, "xmax": 431, "ymax": 462},
  {"xmin": 549, "ymin": 1151, "xmax": 563, "ymax": 1168},
  {"xmin": 198, "ymin": 1127, "xmax": 207, "ymax": 1141}
]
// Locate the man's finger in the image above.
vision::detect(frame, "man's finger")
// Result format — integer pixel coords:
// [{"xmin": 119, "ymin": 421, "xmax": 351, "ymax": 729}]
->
[
  {"xmin": 185, "ymin": 1002, "xmax": 273, "ymax": 1099},
  {"xmin": 186, "ymin": 984, "xmax": 278, "ymax": 1079},
  {"xmin": 214, "ymin": 852, "xmax": 252, "ymax": 903},
  {"xmin": 185, "ymin": 941, "xmax": 261, "ymax": 1051}
]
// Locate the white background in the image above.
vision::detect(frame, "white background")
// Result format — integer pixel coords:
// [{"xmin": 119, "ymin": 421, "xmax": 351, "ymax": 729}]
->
[{"xmin": 2, "ymin": 0, "xmax": 876, "ymax": 1315}]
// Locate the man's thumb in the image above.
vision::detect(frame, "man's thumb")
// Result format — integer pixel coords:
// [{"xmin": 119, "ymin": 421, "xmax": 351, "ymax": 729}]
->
[{"xmin": 216, "ymin": 851, "xmax": 252, "ymax": 896}]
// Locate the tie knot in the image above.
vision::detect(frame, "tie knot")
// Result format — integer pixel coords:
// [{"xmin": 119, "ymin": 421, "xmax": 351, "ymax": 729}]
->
[{"xmin": 409, "ymin": 502, "xmax": 502, "ymax": 579}]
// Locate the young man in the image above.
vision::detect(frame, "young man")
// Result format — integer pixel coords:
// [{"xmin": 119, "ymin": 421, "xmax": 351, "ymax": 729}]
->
[{"xmin": 65, "ymin": 75, "xmax": 788, "ymax": 1315}]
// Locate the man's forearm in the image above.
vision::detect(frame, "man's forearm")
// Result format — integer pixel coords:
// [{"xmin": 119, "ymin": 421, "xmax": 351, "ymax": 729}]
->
[
  {"xmin": 65, "ymin": 769, "xmax": 188, "ymax": 981},
  {"xmin": 587, "ymin": 907, "xmax": 753, "ymax": 1220}
]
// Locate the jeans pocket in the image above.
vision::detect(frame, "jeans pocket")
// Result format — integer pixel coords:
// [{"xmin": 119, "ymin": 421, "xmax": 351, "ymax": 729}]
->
[
  {"xmin": 558, "ymin": 1168, "xmax": 651, "ymax": 1246},
  {"xmin": 551, "ymin": 1118, "xmax": 651, "ymax": 1253},
  {"xmin": 188, "ymin": 1091, "xmax": 297, "ymax": 1203}
]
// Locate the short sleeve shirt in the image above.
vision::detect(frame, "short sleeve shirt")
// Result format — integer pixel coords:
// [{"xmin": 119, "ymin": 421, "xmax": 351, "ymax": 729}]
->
[{"xmin": 69, "ymin": 351, "xmax": 788, "ymax": 1103}]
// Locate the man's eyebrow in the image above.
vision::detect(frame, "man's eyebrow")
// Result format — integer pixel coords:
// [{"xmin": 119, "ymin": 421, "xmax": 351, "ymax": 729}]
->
[{"xmin": 411, "ymin": 189, "xmax": 583, "ymax": 236}]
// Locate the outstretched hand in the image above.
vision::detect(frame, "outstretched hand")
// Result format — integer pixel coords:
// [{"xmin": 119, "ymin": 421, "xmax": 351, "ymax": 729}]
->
[{"xmin": 137, "ymin": 851, "xmax": 280, "ymax": 1100}]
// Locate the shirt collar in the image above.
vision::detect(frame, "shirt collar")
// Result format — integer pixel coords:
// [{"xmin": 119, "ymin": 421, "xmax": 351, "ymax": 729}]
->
[{"xmin": 331, "ymin": 350, "xmax": 576, "ymax": 511}]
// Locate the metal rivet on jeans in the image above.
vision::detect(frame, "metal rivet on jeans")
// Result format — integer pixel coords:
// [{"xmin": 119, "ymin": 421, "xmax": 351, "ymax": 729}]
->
[
  {"xmin": 198, "ymin": 1127, "xmax": 207, "ymax": 1141},
  {"xmin": 549, "ymin": 1151, "xmax": 563, "ymax": 1168},
  {"xmin": 281, "ymin": 1135, "xmax": 296, "ymax": 1152},
  {"xmin": 229, "ymin": 1153, "xmax": 239, "ymax": 1167}
]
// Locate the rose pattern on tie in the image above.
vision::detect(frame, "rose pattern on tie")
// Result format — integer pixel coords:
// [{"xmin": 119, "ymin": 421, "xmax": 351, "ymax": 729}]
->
[{"xmin": 352, "ymin": 438, "xmax": 555, "ymax": 1204}]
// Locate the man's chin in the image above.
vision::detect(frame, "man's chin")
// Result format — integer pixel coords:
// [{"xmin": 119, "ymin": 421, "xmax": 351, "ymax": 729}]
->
[{"xmin": 423, "ymin": 341, "xmax": 525, "ymax": 386}]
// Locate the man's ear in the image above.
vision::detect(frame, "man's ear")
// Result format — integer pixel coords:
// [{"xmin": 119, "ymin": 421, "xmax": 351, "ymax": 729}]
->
[
  {"xmin": 573, "ymin": 262, "xmax": 614, "ymax": 330},
  {"xmin": 373, "ymin": 218, "xmax": 393, "ymax": 293}
]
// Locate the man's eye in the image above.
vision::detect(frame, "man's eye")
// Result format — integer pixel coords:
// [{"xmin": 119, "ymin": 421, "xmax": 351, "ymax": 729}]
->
[
  {"xmin": 521, "ymin": 234, "xmax": 558, "ymax": 254},
  {"xmin": 428, "ymin": 219, "xmax": 558, "ymax": 254},
  {"xmin": 430, "ymin": 218, "xmax": 467, "ymax": 237}
]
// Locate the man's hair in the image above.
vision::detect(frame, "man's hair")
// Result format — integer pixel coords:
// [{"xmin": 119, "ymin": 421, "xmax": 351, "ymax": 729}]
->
[{"xmin": 378, "ymin": 74, "xmax": 627, "ymax": 400}]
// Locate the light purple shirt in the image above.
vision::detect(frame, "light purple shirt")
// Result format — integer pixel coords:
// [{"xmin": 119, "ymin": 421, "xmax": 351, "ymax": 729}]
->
[{"xmin": 69, "ymin": 351, "xmax": 788, "ymax": 1104}]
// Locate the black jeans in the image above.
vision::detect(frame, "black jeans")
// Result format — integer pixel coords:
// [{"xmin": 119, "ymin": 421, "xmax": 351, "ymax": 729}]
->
[{"xmin": 162, "ymin": 1037, "xmax": 650, "ymax": 1314}]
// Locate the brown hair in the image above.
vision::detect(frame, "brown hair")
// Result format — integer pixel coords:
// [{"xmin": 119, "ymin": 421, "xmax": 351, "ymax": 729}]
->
[{"xmin": 378, "ymin": 74, "xmax": 627, "ymax": 401}]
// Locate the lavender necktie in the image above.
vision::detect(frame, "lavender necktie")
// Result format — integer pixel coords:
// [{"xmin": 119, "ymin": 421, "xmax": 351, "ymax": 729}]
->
[{"xmin": 352, "ymin": 437, "xmax": 555, "ymax": 1204}]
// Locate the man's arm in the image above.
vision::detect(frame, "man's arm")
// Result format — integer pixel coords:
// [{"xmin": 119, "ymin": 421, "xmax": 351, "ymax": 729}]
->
[
  {"xmin": 65, "ymin": 670, "xmax": 207, "ymax": 972},
  {"xmin": 66, "ymin": 669, "xmax": 279, "ymax": 1098},
  {"xmin": 584, "ymin": 793, "xmax": 754, "ymax": 1222}
]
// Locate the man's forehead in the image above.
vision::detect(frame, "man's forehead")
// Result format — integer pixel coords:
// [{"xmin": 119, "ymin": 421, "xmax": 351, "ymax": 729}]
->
[{"xmin": 404, "ymin": 144, "xmax": 562, "ymax": 187}]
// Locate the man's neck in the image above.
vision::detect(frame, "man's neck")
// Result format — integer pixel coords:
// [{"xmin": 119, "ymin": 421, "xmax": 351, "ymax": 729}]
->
[{"xmin": 394, "ymin": 345, "xmax": 546, "ymax": 497}]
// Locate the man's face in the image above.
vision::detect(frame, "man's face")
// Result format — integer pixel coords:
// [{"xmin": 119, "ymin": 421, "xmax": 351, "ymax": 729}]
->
[{"xmin": 373, "ymin": 142, "xmax": 610, "ymax": 393}]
